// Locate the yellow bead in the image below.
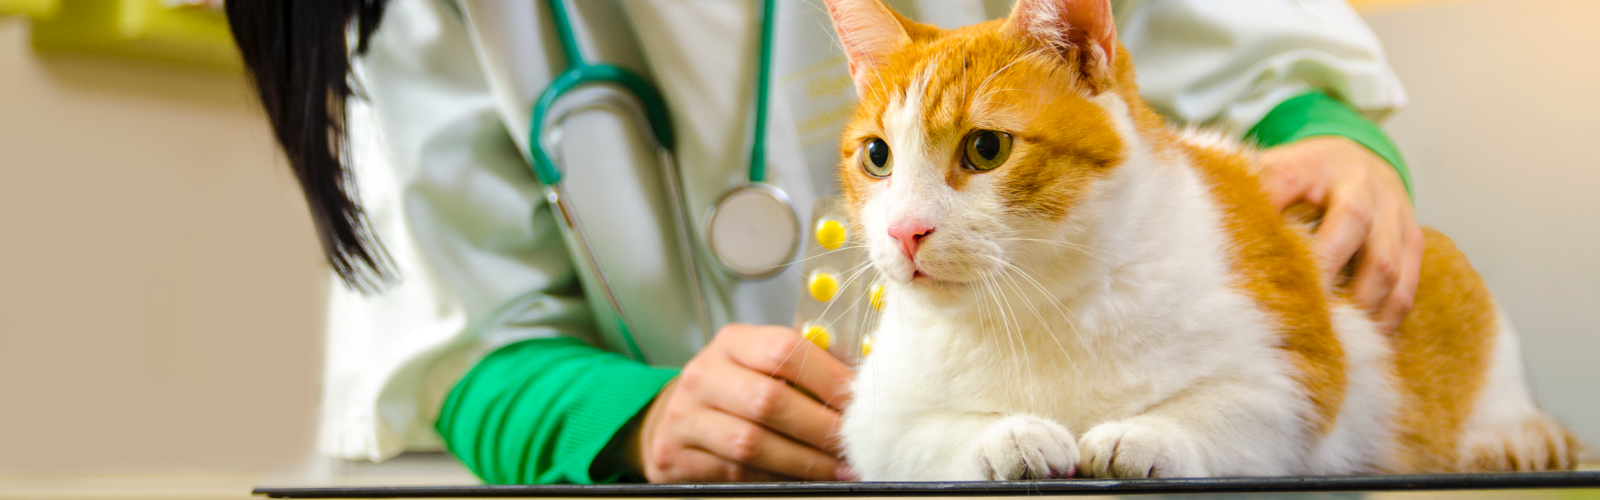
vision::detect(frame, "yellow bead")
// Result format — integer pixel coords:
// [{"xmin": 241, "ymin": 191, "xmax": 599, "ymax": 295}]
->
[
  {"xmin": 802, "ymin": 323, "xmax": 832, "ymax": 350},
  {"xmin": 815, "ymin": 219, "xmax": 848, "ymax": 250},
  {"xmin": 808, "ymin": 271, "xmax": 839, "ymax": 302},
  {"xmin": 869, "ymin": 284, "xmax": 886, "ymax": 311},
  {"xmin": 860, "ymin": 335, "xmax": 873, "ymax": 356}
]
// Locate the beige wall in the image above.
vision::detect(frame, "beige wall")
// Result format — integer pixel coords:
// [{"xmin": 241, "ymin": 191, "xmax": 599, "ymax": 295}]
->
[
  {"xmin": 0, "ymin": 18, "xmax": 325, "ymax": 475},
  {"xmin": 0, "ymin": 0, "xmax": 1594, "ymax": 483},
  {"xmin": 1367, "ymin": 0, "xmax": 1600, "ymax": 447}
]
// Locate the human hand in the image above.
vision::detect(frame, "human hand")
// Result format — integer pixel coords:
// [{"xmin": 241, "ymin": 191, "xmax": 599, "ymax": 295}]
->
[
  {"xmin": 625, "ymin": 323, "xmax": 854, "ymax": 482},
  {"xmin": 1258, "ymin": 136, "xmax": 1423, "ymax": 334}
]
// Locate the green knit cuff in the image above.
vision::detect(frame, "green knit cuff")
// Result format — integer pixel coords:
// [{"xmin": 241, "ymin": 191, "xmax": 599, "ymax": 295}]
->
[
  {"xmin": 1245, "ymin": 90, "xmax": 1414, "ymax": 199},
  {"xmin": 435, "ymin": 336, "xmax": 679, "ymax": 484},
  {"xmin": 560, "ymin": 352, "xmax": 678, "ymax": 484}
]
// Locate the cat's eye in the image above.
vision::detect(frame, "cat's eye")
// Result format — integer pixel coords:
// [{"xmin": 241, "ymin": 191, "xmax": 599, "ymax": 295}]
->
[
  {"xmin": 861, "ymin": 137, "xmax": 892, "ymax": 177},
  {"xmin": 962, "ymin": 130, "xmax": 1013, "ymax": 171}
]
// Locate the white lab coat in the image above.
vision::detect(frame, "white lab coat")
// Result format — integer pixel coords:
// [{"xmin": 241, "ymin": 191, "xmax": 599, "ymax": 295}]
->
[{"xmin": 321, "ymin": 0, "xmax": 1408, "ymax": 462}]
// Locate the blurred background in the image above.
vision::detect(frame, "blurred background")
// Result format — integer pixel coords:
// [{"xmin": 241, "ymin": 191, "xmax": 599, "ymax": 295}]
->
[{"xmin": 0, "ymin": 0, "xmax": 1595, "ymax": 498}]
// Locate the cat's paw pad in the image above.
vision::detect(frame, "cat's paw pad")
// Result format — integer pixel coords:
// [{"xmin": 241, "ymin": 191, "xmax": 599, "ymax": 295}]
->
[
  {"xmin": 971, "ymin": 415, "xmax": 1078, "ymax": 480},
  {"xmin": 1077, "ymin": 419, "xmax": 1204, "ymax": 478}
]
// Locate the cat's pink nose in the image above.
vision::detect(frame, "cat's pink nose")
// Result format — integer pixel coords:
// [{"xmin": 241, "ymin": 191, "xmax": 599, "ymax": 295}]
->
[{"xmin": 888, "ymin": 219, "xmax": 934, "ymax": 260}]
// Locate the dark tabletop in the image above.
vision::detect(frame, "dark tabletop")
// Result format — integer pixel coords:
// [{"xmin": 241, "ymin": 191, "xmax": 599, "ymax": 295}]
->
[{"xmin": 254, "ymin": 470, "xmax": 1600, "ymax": 498}]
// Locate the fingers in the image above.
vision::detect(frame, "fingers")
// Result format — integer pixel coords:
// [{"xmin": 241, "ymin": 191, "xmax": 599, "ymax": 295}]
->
[
  {"xmin": 677, "ymin": 407, "xmax": 843, "ymax": 482},
  {"xmin": 642, "ymin": 324, "xmax": 855, "ymax": 483},
  {"xmin": 684, "ymin": 357, "xmax": 843, "ymax": 454},
  {"xmin": 1258, "ymin": 159, "xmax": 1312, "ymax": 210},
  {"xmin": 1376, "ymin": 223, "xmax": 1424, "ymax": 333},
  {"xmin": 1261, "ymin": 137, "xmax": 1423, "ymax": 333},
  {"xmin": 1348, "ymin": 213, "xmax": 1402, "ymax": 313},
  {"xmin": 1310, "ymin": 196, "xmax": 1373, "ymax": 279},
  {"xmin": 720, "ymin": 324, "xmax": 856, "ymax": 411}
]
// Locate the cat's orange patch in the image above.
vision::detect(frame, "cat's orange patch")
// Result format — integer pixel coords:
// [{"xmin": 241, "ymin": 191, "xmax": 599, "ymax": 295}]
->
[
  {"xmin": 1175, "ymin": 136, "xmax": 1349, "ymax": 436},
  {"xmin": 1384, "ymin": 228, "xmax": 1499, "ymax": 471}
]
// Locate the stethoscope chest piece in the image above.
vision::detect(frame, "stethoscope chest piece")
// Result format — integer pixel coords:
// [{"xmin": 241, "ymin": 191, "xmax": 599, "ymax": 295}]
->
[{"xmin": 707, "ymin": 183, "xmax": 799, "ymax": 279}]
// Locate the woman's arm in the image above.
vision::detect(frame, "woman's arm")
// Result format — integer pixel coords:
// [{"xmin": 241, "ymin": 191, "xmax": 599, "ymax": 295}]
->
[{"xmin": 437, "ymin": 337, "xmax": 678, "ymax": 484}]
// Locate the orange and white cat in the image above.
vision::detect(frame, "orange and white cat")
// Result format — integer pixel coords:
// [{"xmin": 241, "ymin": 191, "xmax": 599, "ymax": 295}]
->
[{"xmin": 826, "ymin": 0, "xmax": 1579, "ymax": 480}]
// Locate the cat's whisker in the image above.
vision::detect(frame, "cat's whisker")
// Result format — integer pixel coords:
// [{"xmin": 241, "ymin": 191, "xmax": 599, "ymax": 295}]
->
[
  {"xmin": 975, "ymin": 274, "xmax": 1017, "ymax": 405},
  {"xmin": 991, "ymin": 228, "xmax": 1107, "ymax": 256},
  {"xmin": 812, "ymin": 259, "xmax": 875, "ymax": 321},
  {"xmin": 987, "ymin": 255, "xmax": 1087, "ymax": 341},
  {"xmin": 785, "ymin": 242, "xmax": 870, "ymax": 267},
  {"xmin": 830, "ymin": 269, "xmax": 880, "ymax": 344},
  {"xmin": 770, "ymin": 259, "xmax": 875, "ymax": 379},
  {"xmin": 805, "ymin": 259, "xmax": 878, "ymax": 354},
  {"xmin": 868, "ymin": 60, "xmax": 893, "ymax": 103},
  {"xmin": 978, "ymin": 272, "xmax": 1035, "ymax": 409},
  {"xmin": 985, "ymin": 255, "xmax": 1065, "ymax": 304},
  {"xmin": 995, "ymin": 237, "xmax": 1111, "ymax": 262},
  {"xmin": 987, "ymin": 270, "xmax": 1041, "ymax": 408},
  {"xmin": 973, "ymin": 58, "xmax": 1025, "ymax": 104},
  {"xmin": 995, "ymin": 268, "xmax": 1072, "ymax": 385},
  {"xmin": 972, "ymin": 87, "xmax": 1040, "ymax": 111},
  {"xmin": 994, "ymin": 264, "xmax": 1076, "ymax": 364}
]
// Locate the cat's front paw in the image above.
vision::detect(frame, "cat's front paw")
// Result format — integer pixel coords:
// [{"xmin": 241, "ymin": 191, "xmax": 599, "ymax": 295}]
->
[
  {"xmin": 971, "ymin": 415, "xmax": 1079, "ymax": 480},
  {"xmin": 1077, "ymin": 417, "xmax": 1206, "ymax": 478}
]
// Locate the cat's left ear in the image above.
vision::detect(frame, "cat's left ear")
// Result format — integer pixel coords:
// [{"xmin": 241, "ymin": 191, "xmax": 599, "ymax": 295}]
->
[
  {"xmin": 824, "ymin": 0, "xmax": 912, "ymax": 97},
  {"xmin": 1008, "ymin": 0, "xmax": 1118, "ymax": 92}
]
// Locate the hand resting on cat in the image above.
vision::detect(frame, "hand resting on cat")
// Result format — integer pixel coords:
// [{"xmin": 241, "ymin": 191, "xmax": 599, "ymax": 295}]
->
[{"xmin": 1259, "ymin": 136, "xmax": 1422, "ymax": 335}]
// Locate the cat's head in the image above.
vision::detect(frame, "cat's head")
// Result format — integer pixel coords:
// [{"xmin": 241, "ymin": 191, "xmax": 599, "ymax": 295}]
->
[{"xmin": 827, "ymin": 0, "xmax": 1141, "ymax": 294}]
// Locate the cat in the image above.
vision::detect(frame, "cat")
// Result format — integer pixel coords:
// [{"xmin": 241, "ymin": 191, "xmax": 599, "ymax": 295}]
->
[{"xmin": 824, "ymin": 0, "xmax": 1580, "ymax": 481}]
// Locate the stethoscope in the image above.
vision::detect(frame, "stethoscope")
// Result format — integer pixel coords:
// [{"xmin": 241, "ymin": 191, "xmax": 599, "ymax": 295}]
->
[{"xmin": 527, "ymin": 0, "xmax": 797, "ymax": 361}]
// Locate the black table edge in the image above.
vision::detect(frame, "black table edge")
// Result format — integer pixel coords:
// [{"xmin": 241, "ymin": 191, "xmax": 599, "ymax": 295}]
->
[{"xmin": 254, "ymin": 470, "xmax": 1600, "ymax": 498}]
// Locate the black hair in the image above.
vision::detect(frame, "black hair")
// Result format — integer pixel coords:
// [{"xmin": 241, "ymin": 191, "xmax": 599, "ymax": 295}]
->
[{"xmin": 226, "ymin": 0, "xmax": 395, "ymax": 292}]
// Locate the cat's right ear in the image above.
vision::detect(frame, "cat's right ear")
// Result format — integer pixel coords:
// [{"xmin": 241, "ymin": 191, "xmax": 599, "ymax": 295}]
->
[
  {"xmin": 824, "ymin": 0, "xmax": 911, "ymax": 97},
  {"xmin": 1008, "ymin": 0, "xmax": 1117, "ymax": 93}
]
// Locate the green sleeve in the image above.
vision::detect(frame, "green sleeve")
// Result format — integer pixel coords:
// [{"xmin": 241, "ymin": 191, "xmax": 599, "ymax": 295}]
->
[
  {"xmin": 435, "ymin": 336, "xmax": 679, "ymax": 484},
  {"xmin": 1245, "ymin": 90, "xmax": 1414, "ymax": 198}
]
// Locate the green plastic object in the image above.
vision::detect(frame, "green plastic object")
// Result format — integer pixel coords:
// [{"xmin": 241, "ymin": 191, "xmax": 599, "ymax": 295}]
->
[
  {"xmin": 0, "ymin": 0, "xmax": 60, "ymax": 18},
  {"xmin": 29, "ymin": 0, "xmax": 240, "ymax": 70}
]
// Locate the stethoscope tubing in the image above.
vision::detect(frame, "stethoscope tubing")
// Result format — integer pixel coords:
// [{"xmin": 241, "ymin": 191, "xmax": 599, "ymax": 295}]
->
[
  {"xmin": 531, "ymin": 0, "xmax": 710, "ymax": 361},
  {"xmin": 746, "ymin": 0, "xmax": 778, "ymax": 184},
  {"xmin": 529, "ymin": 0, "xmax": 789, "ymax": 362}
]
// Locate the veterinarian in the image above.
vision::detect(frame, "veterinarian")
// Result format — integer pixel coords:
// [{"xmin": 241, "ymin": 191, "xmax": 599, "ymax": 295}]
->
[{"xmin": 227, "ymin": 0, "xmax": 1421, "ymax": 485}]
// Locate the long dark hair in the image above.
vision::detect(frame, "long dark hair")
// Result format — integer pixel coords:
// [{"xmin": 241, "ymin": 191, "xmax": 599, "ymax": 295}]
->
[{"xmin": 226, "ymin": 0, "xmax": 394, "ymax": 291}]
